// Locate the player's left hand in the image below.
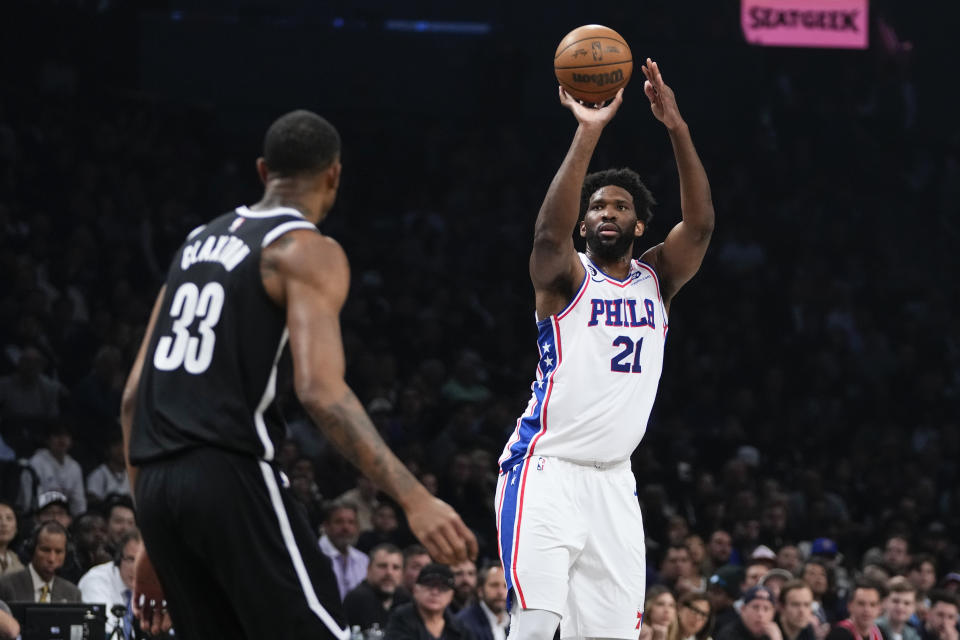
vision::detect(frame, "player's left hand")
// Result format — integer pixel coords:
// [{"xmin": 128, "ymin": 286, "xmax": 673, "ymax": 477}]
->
[
  {"xmin": 132, "ymin": 547, "xmax": 174, "ymax": 635},
  {"xmin": 641, "ymin": 59, "xmax": 685, "ymax": 130}
]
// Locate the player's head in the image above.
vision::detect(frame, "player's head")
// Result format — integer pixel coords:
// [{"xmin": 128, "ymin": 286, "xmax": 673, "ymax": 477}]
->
[
  {"xmin": 579, "ymin": 168, "xmax": 655, "ymax": 261},
  {"xmin": 256, "ymin": 110, "xmax": 342, "ymax": 220}
]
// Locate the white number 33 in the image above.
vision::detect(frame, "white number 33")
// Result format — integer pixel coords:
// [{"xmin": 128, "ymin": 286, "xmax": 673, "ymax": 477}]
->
[{"xmin": 153, "ymin": 282, "xmax": 225, "ymax": 374}]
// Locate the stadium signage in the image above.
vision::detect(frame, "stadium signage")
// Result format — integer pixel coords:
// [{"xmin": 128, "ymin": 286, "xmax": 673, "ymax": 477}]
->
[{"xmin": 741, "ymin": 0, "xmax": 869, "ymax": 49}]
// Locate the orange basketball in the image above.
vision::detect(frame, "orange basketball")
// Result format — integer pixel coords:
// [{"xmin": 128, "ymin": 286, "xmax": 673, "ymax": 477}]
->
[{"xmin": 554, "ymin": 25, "xmax": 632, "ymax": 104}]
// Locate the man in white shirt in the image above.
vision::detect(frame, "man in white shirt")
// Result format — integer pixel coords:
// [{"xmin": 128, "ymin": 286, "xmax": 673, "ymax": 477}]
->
[
  {"xmin": 29, "ymin": 424, "xmax": 86, "ymax": 516},
  {"xmin": 457, "ymin": 565, "xmax": 509, "ymax": 640},
  {"xmin": 319, "ymin": 501, "xmax": 368, "ymax": 600},
  {"xmin": 85, "ymin": 438, "xmax": 131, "ymax": 505},
  {"xmin": 78, "ymin": 529, "xmax": 142, "ymax": 639}
]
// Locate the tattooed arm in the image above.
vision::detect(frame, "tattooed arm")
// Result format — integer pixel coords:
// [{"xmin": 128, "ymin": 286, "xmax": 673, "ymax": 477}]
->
[{"xmin": 261, "ymin": 230, "xmax": 477, "ymax": 563}]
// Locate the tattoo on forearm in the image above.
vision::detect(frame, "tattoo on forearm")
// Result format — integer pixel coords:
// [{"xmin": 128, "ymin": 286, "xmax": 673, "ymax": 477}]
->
[{"xmin": 306, "ymin": 388, "xmax": 417, "ymax": 499}]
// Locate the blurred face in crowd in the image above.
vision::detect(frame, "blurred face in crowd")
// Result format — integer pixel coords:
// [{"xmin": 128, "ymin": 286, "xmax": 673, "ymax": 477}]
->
[
  {"xmin": 0, "ymin": 504, "xmax": 17, "ymax": 547},
  {"xmin": 404, "ymin": 553, "xmax": 432, "ymax": 591},
  {"xmin": 744, "ymin": 563, "xmax": 769, "ymax": 590},
  {"xmin": 885, "ymin": 590, "xmax": 917, "ymax": 626},
  {"xmin": 479, "ymin": 567, "xmax": 508, "ymax": 616},
  {"xmin": 709, "ymin": 531, "xmax": 732, "ymax": 564},
  {"xmin": 678, "ymin": 597, "xmax": 711, "ymax": 637},
  {"xmin": 372, "ymin": 503, "xmax": 398, "ymax": 534},
  {"xmin": 75, "ymin": 513, "xmax": 108, "ymax": 553},
  {"xmin": 648, "ymin": 591, "xmax": 677, "ymax": 626},
  {"xmin": 741, "ymin": 595, "xmax": 776, "ymax": 637},
  {"xmin": 884, "ymin": 538, "xmax": 909, "ymax": 572},
  {"xmin": 663, "ymin": 547, "xmax": 694, "ymax": 580},
  {"xmin": 108, "ymin": 505, "xmax": 136, "ymax": 545},
  {"xmin": 48, "ymin": 431, "xmax": 72, "ymax": 460},
  {"xmin": 37, "ymin": 503, "xmax": 72, "ymax": 529},
  {"xmin": 778, "ymin": 546, "xmax": 801, "ymax": 573},
  {"xmin": 413, "ymin": 581, "xmax": 454, "ymax": 616},
  {"xmin": 32, "ymin": 530, "xmax": 67, "ymax": 582},
  {"xmin": 782, "ymin": 585, "xmax": 814, "ymax": 632},
  {"xmin": 367, "ymin": 549, "xmax": 403, "ymax": 596},
  {"xmin": 323, "ymin": 507, "xmax": 359, "ymax": 553},
  {"xmin": 802, "ymin": 564, "xmax": 828, "ymax": 597},
  {"xmin": 927, "ymin": 602, "xmax": 959, "ymax": 637},
  {"xmin": 118, "ymin": 537, "xmax": 142, "ymax": 590},
  {"xmin": 762, "ymin": 575, "xmax": 787, "ymax": 602},
  {"xmin": 908, "ymin": 561, "xmax": 937, "ymax": 593},
  {"xmin": 686, "ymin": 535, "xmax": 706, "ymax": 566},
  {"xmin": 848, "ymin": 588, "xmax": 882, "ymax": 634},
  {"xmin": 451, "ymin": 560, "xmax": 477, "ymax": 604}
]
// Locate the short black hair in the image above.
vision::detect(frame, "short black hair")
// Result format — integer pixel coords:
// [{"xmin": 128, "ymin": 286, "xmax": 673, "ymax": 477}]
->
[
  {"xmin": 581, "ymin": 168, "xmax": 656, "ymax": 224},
  {"xmin": 850, "ymin": 578, "xmax": 887, "ymax": 601},
  {"xmin": 263, "ymin": 109, "xmax": 341, "ymax": 177}
]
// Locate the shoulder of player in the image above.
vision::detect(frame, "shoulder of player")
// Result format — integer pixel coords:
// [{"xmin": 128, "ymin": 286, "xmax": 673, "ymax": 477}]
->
[{"xmin": 263, "ymin": 229, "xmax": 347, "ymax": 273}]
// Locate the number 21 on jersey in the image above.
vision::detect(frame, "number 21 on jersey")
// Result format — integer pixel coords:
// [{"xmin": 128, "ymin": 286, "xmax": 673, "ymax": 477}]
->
[{"xmin": 153, "ymin": 282, "xmax": 225, "ymax": 374}]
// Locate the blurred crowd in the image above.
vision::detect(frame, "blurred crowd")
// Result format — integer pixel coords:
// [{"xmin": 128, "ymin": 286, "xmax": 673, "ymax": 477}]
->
[{"xmin": 1, "ymin": 2, "xmax": 959, "ymax": 639}]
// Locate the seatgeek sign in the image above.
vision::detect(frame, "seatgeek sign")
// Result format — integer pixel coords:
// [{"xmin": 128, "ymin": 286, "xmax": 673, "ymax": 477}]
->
[{"xmin": 741, "ymin": 0, "xmax": 868, "ymax": 49}]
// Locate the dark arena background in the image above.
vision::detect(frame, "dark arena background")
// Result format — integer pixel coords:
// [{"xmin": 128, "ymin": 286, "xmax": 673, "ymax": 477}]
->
[{"xmin": 1, "ymin": 0, "xmax": 959, "ymax": 635}]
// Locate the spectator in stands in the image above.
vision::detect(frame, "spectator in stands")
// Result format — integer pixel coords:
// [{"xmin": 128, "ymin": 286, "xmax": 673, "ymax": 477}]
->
[
  {"xmin": 884, "ymin": 537, "xmax": 912, "ymax": 577},
  {"xmin": 921, "ymin": 592, "xmax": 959, "ymax": 640},
  {"xmin": 450, "ymin": 558, "xmax": 477, "ymax": 614},
  {"xmin": 778, "ymin": 546, "xmax": 803, "ymax": 575},
  {"xmin": 803, "ymin": 559, "xmax": 839, "ymax": 624},
  {"xmin": 908, "ymin": 555, "xmax": 939, "ymax": 613},
  {"xmin": 0, "ymin": 347, "xmax": 64, "ymax": 450},
  {"xmin": 688, "ymin": 535, "xmax": 710, "ymax": 576},
  {"xmin": 776, "ymin": 580, "xmax": 817, "ymax": 640},
  {"xmin": 32, "ymin": 490, "xmax": 72, "ymax": 529},
  {"xmin": 0, "ymin": 521, "xmax": 80, "ymax": 602},
  {"xmin": 0, "ymin": 503, "xmax": 22, "ymax": 578},
  {"xmin": 385, "ymin": 563, "xmax": 471, "ymax": 640},
  {"xmin": 68, "ymin": 511, "xmax": 110, "ymax": 582},
  {"xmin": 78, "ymin": 528, "xmax": 141, "ymax": 639},
  {"xmin": 668, "ymin": 591, "xmax": 715, "ymax": 640},
  {"xmin": 357, "ymin": 501, "xmax": 409, "ymax": 555},
  {"xmin": 739, "ymin": 561, "xmax": 774, "ymax": 606},
  {"xmin": 877, "ymin": 577, "xmax": 920, "ymax": 640},
  {"xmin": 319, "ymin": 501, "xmax": 369, "ymax": 601},
  {"xmin": 103, "ymin": 495, "xmax": 135, "ymax": 556},
  {"xmin": 343, "ymin": 543, "xmax": 406, "ymax": 632},
  {"xmin": 85, "ymin": 437, "xmax": 130, "ymax": 506},
  {"xmin": 338, "ymin": 475, "xmax": 379, "ymax": 533},
  {"xmin": 456, "ymin": 564, "xmax": 508, "ymax": 640},
  {"xmin": 825, "ymin": 580, "xmax": 886, "ymax": 640},
  {"xmin": 709, "ymin": 531, "xmax": 735, "ymax": 572},
  {"xmin": 642, "ymin": 586, "xmax": 679, "ymax": 640},
  {"xmin": 401, "ymin": 544, "xmax": 432, "ymax": 593},
  {"xmin": 716, "ymin": 586, "xmax": 781, "ymax": 640},
  {"xmin": 711, "ymin": 565, "xmax": 746, "ymax": 633},
  {"xmin": 661, "ymin": 544, "xmax": 698, "ymax": 591},
  {"xmin": 289, "ymin": 457, "xmax": 325, "ymax": 534},
  {"xmin": 760, "ymin": 569, "xmax": 795, "ymax": 603},
  {"xmin": 28, "ymin": 423, "xmax": 85, "ymax": 516}
]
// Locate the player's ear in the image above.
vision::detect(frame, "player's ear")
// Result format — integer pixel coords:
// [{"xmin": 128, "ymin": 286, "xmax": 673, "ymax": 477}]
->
[
  {"xmin": 579, "ymin": 220, "xmax": 587, "ymax": 238},
  {"xmin": 255, "ymin": 157, "xmax": 269, "ymax": 185},
  {"xmin": 327, "ymin": 160, "xmax": 342, "ymax": 190},
  {"xmin": 634, "ymin": 220, "xmax": 645, "ymax": 237}
]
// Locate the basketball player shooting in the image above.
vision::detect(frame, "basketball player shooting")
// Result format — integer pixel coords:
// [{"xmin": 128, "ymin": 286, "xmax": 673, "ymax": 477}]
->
[
  {"xmin": 119, "ymin": 110, "xmax": 477, "ymax": 639},
  {"xmin": 495, "ymin": 59, "xmax": 715, "ymax": 640}
]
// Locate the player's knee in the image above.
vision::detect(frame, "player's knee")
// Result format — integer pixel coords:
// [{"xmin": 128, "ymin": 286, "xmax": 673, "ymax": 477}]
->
[{"xmin": 508, "ymin": 607, "xmax": 561, "ymax": 640}]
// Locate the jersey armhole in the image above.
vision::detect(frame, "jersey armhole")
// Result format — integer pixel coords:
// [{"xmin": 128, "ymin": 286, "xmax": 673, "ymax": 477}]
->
[{"xmin": 261, "ymin": 221, "xmax": 319, "ymax": 248}]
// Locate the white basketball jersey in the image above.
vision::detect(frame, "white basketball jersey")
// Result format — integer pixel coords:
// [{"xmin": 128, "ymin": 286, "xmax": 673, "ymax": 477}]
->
[{"xmin": 499, "ymin": 253, "xmax": 668, "ymax": 470}]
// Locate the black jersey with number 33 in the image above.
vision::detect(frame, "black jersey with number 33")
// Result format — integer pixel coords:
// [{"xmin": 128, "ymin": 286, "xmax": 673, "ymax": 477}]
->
[{"xmin": 130, "ymin": 206, "xmax": 318, "ymax": 465}]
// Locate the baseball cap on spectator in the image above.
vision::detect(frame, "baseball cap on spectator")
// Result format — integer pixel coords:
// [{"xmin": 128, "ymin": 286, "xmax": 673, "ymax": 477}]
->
[
  {"xmin": 941, "ymin": 573, "xmax": 960, "ymax": 588},
  {"xmin": 750, "ymin": 545, "xmax": 777, "ymax": 566},
  {"xmin": 742, "ymin": 586, "xmax": 775, "ymax": 606},
  {"xmin": 811, "ymin": 538, "xmax": 838, "ymax": 558},
  {"xmin": 36, "ymin": 490, "xmax": 69, "ymax": 514},
  {"xmin": 736, "ymin": 445, "xmax": 760, "ymax": 467},
  {"xmin": 709, "ymin": 565, "xmax": 744, "ymax": 599},
  {"xmin": 416, "ymin": 563, "xmax": 454, "ymax": 590},
  {"xmin": 759, "ymin": 568, "xmax": 794, "ymax": 586}
]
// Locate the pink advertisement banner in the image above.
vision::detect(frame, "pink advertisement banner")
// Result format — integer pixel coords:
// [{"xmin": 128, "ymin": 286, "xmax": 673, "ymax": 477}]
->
[{"xmin": 741, "ymin": 0, "xmax": 869, "ymax": 49}]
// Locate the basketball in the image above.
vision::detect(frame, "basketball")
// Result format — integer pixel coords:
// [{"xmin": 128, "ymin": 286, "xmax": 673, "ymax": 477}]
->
[{"xmin": 554, "ymin": 25, "xmax": 632, "ymax": 104}]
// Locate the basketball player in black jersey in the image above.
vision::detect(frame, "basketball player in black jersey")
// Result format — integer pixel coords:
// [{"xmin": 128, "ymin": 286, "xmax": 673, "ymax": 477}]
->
[{"xmin": 119, "ymin": 110, "xmax": 478, "ymax": 639}]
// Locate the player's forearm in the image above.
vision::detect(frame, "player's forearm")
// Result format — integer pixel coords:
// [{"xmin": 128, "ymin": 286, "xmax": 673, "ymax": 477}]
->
[
  {"xmin": 668, "ymin": 123, "xmax": 715, "ymax": 234},
  {"xmin": 301, "ymin": 386, "xmax": 429, "ymax": 510},
  {"xmin": 534, "ymin": 124, "xmax": 603, "ymax": 243}
]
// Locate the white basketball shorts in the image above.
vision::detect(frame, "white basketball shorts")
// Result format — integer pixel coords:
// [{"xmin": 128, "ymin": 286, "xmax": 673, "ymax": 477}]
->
[{"xmin": 496, "ymin": 456, "xmax": 647, "ymax": 639}]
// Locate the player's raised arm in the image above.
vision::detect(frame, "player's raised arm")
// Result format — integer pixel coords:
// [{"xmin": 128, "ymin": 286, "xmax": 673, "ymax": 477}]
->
[
  {"xmin": 262, "ymin": 229, "xmax": 477, "ymax": 564},
  {"xmin": 637, "ymin": 59, "xmax": 715, "ymax": 307},
  {"xmin": 530, "ymin": 87, "xmax": 624, "ymax": 317}
]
